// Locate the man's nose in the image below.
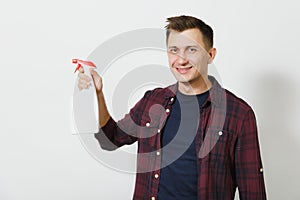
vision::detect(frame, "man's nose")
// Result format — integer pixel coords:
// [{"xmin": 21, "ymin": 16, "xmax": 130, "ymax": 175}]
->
[{"xmin": 176, "ymin": 53, "xmax": 188, "ymax": 65}]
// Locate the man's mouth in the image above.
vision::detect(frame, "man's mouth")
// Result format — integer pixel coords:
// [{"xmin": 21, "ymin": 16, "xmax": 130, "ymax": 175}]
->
[{"xmin": 176, "ymin": 66, "xmax": 193, "ymax": 74}]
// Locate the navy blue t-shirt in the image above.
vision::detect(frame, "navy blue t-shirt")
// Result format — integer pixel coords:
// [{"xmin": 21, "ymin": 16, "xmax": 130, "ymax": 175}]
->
[{"xmin": 157, "ymin": 90, "xmax": 209, "ymax": 200}]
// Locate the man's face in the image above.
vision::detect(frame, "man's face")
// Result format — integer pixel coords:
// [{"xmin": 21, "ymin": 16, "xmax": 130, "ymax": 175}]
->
[{"xmin": 167, "ymin": 28, "xmax": 214, "ymax": 84}]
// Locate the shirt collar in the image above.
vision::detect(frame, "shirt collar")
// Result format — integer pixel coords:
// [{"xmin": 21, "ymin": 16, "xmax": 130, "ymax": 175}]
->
[{"xmin": 163, "ymin": 75, "xmax": 226, "ymax": 108}]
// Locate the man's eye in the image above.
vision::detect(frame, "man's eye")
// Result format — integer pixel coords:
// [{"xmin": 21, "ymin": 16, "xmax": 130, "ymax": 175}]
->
[
  {"xmin": 189, "ymin": 48, "xmax": 197, "ymax": 53},
  {"xmin": 169, "ymin": 48, "xmax": 177, "ymax": 53}
]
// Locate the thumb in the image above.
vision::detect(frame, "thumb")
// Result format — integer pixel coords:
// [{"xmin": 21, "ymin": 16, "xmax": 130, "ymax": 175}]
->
[
  {"xmin": 90, "ymin": 68, "xmax": 99, "ymax": 79},
  {"xmin": 89, "ymin": 68, "xmax": 102, "ymax": 91}
]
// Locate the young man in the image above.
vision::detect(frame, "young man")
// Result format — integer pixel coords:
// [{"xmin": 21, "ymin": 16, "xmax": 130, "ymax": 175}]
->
[{"xmin": 78, "ymin": 15, "xmax": 267, "ymax": 200}]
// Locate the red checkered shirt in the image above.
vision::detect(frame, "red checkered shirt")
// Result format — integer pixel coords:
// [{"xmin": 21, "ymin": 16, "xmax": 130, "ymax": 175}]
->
[{"xmin": 95, "ymin": 76, "xmax": 267, "ymax": 200}]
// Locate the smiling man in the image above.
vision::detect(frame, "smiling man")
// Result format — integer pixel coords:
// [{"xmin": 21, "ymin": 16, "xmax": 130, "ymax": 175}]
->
[
  {"xmin": 78, "ymin": 15, "xmax": 267, "ymax": 200},
  {"xmin": 167, "ymin": 26, "xmax": 215, "ymax": 95}
]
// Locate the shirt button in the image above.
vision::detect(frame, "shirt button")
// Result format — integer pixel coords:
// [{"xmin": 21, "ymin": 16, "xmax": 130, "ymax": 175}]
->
[
  {"xmin": 260, "ymin": 168, "xmax": 264, "ymax": 173},
  {"xmin": 151, "ymin": 197, "xmax": 156, "ymax": 200},
  {"xmin": 157, "ymin": 129, "xmax": 161, "ymax": 133},
  {"xmin": 146, "ymin": 122, "xmax": 150, "ymax": 127},
  {"xmin": 156, "ymin": 151, "xmax": 160, "ymax": 156},
  {"xmin": 170, "ymin": 97, "xmax": 174, "ymax": 102},
  {"xmin": 166, "ymin": 108, "xmax": 170, "ymax": 113},
  {"xmin": 154, "ymin": 174, "xmax": 159, "ymax": 179},
  {"xmin": 218, "ymin": 131, "xmax": 223, "ymax": 136}
]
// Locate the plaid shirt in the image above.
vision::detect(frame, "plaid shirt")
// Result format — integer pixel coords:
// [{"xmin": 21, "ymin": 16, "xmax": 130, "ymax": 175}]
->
[{"xmin": 95, "ymin": 76, "xmax": 267, "ymax": 200}]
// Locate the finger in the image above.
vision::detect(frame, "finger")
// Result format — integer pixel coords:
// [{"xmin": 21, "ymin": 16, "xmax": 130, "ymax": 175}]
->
[
  {"xmin": 78, "ymin": 66, "xmax": 84, "ymax": 73},
  {"xmin": 78, "ymin": 78, "xmax": 89, "ymax": 85},
  {"xmin": 78, "ymin": 82, "xmax": 91, "ymax": 90},
  {"xmin": 78, "ymin": 72, "xmax": 91, "ymax": 82}
]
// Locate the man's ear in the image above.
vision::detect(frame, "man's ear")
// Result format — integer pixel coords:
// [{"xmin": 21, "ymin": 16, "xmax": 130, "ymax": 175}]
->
[{"xmin": 208, "ymin": 48, "xmax": 217, "ymax": 64}]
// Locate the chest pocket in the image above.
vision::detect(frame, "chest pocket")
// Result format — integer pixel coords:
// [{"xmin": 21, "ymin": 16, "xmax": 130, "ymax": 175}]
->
[
  {"xmin": 199, "ymin": 128, "xmax": 236, "ymax": 164},
  {"xmin": 138, "ymin": 104, "xmax": 168, "ymax": 150},
  {"xmin": 140, "ymin": 103, "xmax": 167, "ymax": 130}
]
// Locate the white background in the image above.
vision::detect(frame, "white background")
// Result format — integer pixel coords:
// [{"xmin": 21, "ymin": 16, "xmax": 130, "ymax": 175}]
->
[{"xmin": 1, "ymin": 0, "xmax": 300, "ymax": 199}]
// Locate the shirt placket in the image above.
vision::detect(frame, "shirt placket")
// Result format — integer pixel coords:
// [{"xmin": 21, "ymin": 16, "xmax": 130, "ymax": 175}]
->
[{"xmin": 149, "ymin": 96, "xmax": 175, "ymax": 200}]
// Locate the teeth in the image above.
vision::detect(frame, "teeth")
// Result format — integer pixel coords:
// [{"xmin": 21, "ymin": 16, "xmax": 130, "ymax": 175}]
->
[
  {"xmin": 176, "ymin": 67, "xmax": 191, "ymax": 74},
  {"xmin": 177, "ymin": 66, "xmax": 192, "ymax": 69}
]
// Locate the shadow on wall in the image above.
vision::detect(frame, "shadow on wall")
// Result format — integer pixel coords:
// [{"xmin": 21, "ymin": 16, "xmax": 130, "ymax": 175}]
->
[{"xmin": 253, "ymin": 72, "xmax": 300, "ymax": 200}]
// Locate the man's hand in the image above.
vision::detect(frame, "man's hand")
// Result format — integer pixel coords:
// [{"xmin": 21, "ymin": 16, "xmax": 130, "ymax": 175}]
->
[
  {"xmin": 78, "ymin": 67, "xmax": 103, "ymax": 93},
  {"xmin": 77, "ymin": 66, "xmax": 110, "ymax": 127}
]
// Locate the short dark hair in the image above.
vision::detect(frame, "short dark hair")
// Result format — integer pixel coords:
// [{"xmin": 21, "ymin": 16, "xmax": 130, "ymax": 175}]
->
[{"xmin": 165, "ymin": 15, "xmax": 214, "ymax": 49}]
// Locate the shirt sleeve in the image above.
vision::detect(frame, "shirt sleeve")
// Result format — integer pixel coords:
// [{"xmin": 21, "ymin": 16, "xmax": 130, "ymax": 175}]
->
[
  {"xmin": 94, "ymin": 90, "xmax": 152, "ymax": 151},
  {"xmin": 235, "ymin": 108, "xmax": 267, "ymax": 199}
]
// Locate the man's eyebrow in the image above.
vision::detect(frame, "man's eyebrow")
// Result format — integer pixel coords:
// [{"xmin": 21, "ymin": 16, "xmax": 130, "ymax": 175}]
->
[
  {"xmin": 186, "ymin": 45, "xmax": 199, "ymax": 48},
  {"xmin": 168, "ymin": 45, "xmax": 200, "ymax": 49}
]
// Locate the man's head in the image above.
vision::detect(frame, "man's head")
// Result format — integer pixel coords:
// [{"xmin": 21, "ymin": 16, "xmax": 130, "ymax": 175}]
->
[
  {"xmin": 165, "ymin": 15, "xmax": 214, "ymax": 50},
  {"xmin": 164, "ymin": 15, "xmax": 217, "ymax": 92}
]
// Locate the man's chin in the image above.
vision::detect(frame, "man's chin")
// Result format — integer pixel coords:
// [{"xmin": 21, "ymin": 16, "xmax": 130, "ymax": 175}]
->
[{"xmin": 176, "ymin": 78, "xmax": 192, "ymax": 84}]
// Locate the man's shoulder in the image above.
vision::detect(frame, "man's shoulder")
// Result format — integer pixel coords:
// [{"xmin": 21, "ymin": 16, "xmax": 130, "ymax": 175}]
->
[
  {"xmin": 209, "ymin": 76, "xmax": 254, "ymax": 114},
  {"xmin": 224, "ymin": 89, "xmax": 254, "ymax": 114}
]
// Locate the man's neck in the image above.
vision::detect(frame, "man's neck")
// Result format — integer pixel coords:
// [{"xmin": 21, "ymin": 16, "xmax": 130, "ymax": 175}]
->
[{"xmin": 178, "ymin": 77, "xmax": 212, "ymax": 95}]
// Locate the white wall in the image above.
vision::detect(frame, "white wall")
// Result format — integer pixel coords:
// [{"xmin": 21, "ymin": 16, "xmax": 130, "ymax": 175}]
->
[{"xmin": 1, "ymin": 0, "xmax": 300, "ymax": 199}]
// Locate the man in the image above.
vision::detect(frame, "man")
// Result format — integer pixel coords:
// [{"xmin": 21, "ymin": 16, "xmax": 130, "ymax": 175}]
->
[{"xmin": 78, "ymin": 15, "xmax": 267, "ymax": 200}]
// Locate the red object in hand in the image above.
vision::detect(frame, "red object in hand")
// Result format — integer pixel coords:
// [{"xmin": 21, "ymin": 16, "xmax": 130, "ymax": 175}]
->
[{"xmin": 72, "ymin": 59, "xmax": 96, "ymax": 73}]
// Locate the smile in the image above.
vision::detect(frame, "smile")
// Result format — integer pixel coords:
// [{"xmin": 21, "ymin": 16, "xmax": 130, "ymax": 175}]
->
[{"xmin": 176, "ymin": 66, "xmax": 193, "ymax": 74}]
